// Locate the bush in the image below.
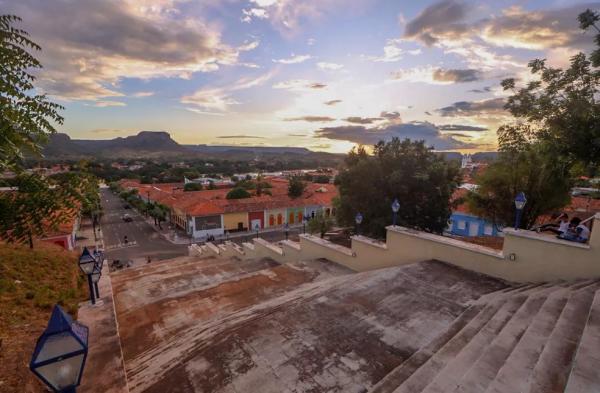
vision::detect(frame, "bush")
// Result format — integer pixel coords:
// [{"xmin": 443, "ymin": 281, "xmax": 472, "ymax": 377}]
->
[
  {"xmin": 226, "ymin": 187, "xmax": 251, "ymax": 199},
  {"xmin": 184, "ymin": 182, "xmax": 203, "ymax": 191},
  {"xmin": 313, "ymin": 175, "xmax": 331, "ymax": 184},
  {"xmin": 288, "ymin": 176, "xmax": 306, "ymax": 198}
]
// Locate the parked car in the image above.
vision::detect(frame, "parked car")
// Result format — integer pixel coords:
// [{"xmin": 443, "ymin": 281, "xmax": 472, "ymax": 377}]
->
[{"xmin": 122, "ymin": 214, "xmax": 133, "ymax": 222}]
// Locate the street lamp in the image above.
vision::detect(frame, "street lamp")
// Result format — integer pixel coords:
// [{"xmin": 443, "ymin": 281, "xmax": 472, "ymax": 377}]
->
[
  {"xmin": 78, "ymin": 248, "xmax": 97, "ymax": 305},
  {"xmin": 514, "ymin": 192, "xmax": 527, "ymax": 230},
  {"xmin": 355, "ymin": 212, "xmax": 363, "ymax": 235},
  {"xmin": 92, "ymin": 250, "xmax": 104, "ymax": 298},
  {"xmin": 391, "ymin": 198, "xmax": 400, "ymax": 226},
  {"xmin": 303, "ymin": 214, "xmax": 310, "ymax": 234},
  {"xmin": 30, "ymin": 305, "xmax": 89, "ymax": 393},
  {"xmin": 255, "ymin": 223, "xmax": 260, "ymax": 239},
  {"xmin": 284, "ymin": 223, "xmax": 289, "ymax": 240}
]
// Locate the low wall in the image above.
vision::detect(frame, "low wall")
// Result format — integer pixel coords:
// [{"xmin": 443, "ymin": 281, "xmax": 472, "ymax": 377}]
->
[{"xmin": 187, "ymin": 213, "xmax": 600, "ymax": 283}]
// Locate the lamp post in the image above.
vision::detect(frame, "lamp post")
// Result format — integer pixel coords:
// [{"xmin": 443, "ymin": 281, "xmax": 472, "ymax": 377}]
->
[
  {"xmin": 355, "ymin": 212, "xmax": 363, "ymax": 235},
  {"xmin": 78, "ymin": 248, "xmax": 96, "ymax": 305},
  {"xmin": 514, "ymin": 192, "xmax": 527, "ymax": 230},
  {"xmin": 255, "ymin": 223, "xmax": 260, "ymax": 239},
  {"xmin": 284, "ymin": 223, "xmax": 289, "ymax": 240},
  {"xmin": 92, "ymin": 250, "xmax": 104, "ymax": 298},
  {"xmin": 303, "ymin": 214, "xmax": 310, "ymax": 234},
  {"xmin": 30, "ymin": 305, "xmax": 89, "ymax": 393},
  {"xmin": 391, "ymin": 198, "xmax": 400, "ymax": 226},
  {"xmin": 146, "ymin": 191, "xmax": 150, "ymax": 217}
]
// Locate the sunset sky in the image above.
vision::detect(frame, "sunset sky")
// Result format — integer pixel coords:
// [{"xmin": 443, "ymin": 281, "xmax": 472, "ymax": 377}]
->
[{"xmin": 3, "ymin": 0, "xmax": 597, "ymax": 153}]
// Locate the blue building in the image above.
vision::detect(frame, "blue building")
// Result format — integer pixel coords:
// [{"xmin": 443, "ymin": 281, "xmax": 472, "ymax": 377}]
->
[{"xmin": 447, "ymin": 212, "xmax": 502, "ymax": 237}]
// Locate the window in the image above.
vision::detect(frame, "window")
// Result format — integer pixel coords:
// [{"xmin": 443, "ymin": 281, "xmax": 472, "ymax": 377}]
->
[
  {"xmin": 297, "ymin": 212, "xmax": 302, "ymax": 222},
  {"xmin": 289, "ymin": 212, "xmax": 295, "ymax": 224},
  {"xmin": 195, "ymin": 215, "xmax": 221, "ymax": 230},
  {"xmin": 457, "ymin": 220, "xmax": 466, "ymax": 230},
  {"xmin": 269, "ymin": 214, "xmax": 275, "ymax": 226},
  {"xmin": 484, "ymin": 224, "xmax": 493, "ymax": 236}
]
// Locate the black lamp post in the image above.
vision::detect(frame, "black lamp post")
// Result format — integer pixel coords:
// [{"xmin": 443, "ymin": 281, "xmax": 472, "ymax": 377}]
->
[
  {"xmin": 30, "ymin": 305, "xmax": 89, "ymax": 393},
  {"xmin": 78, "ymin": 248, "xmax": 96, "ymax": 305},
  {"xmin": 92, "ymin": 250, "xmax": 104, "ymax": 298},
  {"xmin": 514, "ymin": 192, "xmax": 527, "ymax": 230},
  {"xmin": 355, "ymin": 212, "xmax": 363, "ymax": 235},
  {"xmin": 391, "ymin": 198, "xmax": 400, "ymax": 226},
  {"xmin": 284, "ymin": 223, "xmax": 289, "ymax": 240},
  {"xmin": 303, "ymin": 214, "xmax": 310, "ymax": 234},
  {"xmin": 255, "ymin": 223, "xmax": 260, "ymax": 239}
]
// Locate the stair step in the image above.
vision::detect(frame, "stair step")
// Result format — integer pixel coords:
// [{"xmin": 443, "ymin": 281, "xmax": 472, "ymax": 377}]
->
[
  {"xmin": 391, "ymin": 296, "xmax": 526, "ymax": 393},
  {"xmin": 525, "ymin": 286, "xmax": 597, "ymax": 393},
  {"xmin": 423, "ymin": 289, "xmax": 552, "ymax": 393},
  {"xmin": 564, "ymin": 289, "xmax": 600, "ymax": 393},
  {"xmin": 484, "ymin": 288, "xmax": 570, "ymax": 393},
  {"xmin": 370, "ymin": 305, "xmax": 484, "ymax": 393}
]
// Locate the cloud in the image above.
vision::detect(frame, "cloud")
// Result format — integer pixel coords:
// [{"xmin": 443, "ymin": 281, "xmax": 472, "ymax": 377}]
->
[
  {"xmin": 181, "ymin": 72, "xmax": 273, "ymax": 113},
  {"xmin": 446, "ymin": 132, "xmax": 473, "ymax": 138},
  {"xmin": 468, "ymin": 86, "xmax": 492, "ymax": 93},
  {"xmin": 403, "ymin": 0, "xmax": 471, "ymax": 46},
  {"xmin": 132, "ymin": 91, "xmax": 155, "ymax": 98},
  {"xmin": 314, "ymin": 122, "xmax": 473, "ymax": 149},
  {"xmin": 324, "ymin": 99, "xmax": 342, "ymax": 106},
  {"xmin": 273, "ymin": 79, "xmax": 327, "ymax": 91},
  {"xmin": 4, "ymin": 0, "xmax": 253, "ymax": 101},
  {"xmin": 437, "ymin": 98, "xmax": 506, "ymax": 117},
  {"xmin": 217, "ymin": 135, "xmax": 266, "ymax": 139},
  {"xmin": 288, "ymin": 133, "xmax": 308, "ymax": 137},
  {"xmin": 317, "ymin": 62, "xmax": 344, "ymax": 70},
  {"xmin": 91, "ymin": 101, "xmax": 127, "ymax": 107},
  {"xmin": 242, "ymin": 8, "xmax": 269, "ymax": 22},
  {"xmin": 390, "ymin": 66, "xmax": 481, "ymax": 84},
  {"xmin": 284, "ymin": 116, "xmax": 336, "ymax": 122},
  {"xmin": 272, "ymin": 54, "xmax": 312, "ymax": 64},
  {"xmin": 343, "ymin": 116, "xmax": 382, "ymax": 124},
  {"xmin": 380, "ymin": 111, "xmax": 402, "ymax": 121},
  {"xmin": 437, "ymin": 124, "xmax": 488, "ymax": 131}
]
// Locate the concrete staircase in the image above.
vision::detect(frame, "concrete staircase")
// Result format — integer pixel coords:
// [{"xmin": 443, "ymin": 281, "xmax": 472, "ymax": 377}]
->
[{"xmin": 370, "ymin": 279, "xmax": 600, "ymax": 393}]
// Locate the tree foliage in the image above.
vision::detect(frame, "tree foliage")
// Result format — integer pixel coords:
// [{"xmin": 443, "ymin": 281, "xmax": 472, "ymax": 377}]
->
[
  {"xmin": 0, "ymin": 173, "xmax": 99, "ymax": 248},
  {"xmin": 184, "ymin": 182, "xmax": 203, "ymax": 191},
  {"xmin": 336, "ymin": 138, "xmax": 461, "ymax": 238},
  {"xmin": 307, "ymin": 212, "xmax": 334, "ymax": 238},
  {"xmin": 287, "ymin": 176, "xmax": 306, "ymax": 198},
  {"xmin": 226, "ymin": 187, "xmax": 251, "ymax": 199},
  {"xmin": 0, "ymin": 15, "xmax": 64, "ymax": 169}
]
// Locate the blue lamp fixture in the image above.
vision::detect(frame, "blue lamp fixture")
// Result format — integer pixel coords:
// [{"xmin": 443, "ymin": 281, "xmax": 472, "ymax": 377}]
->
[
  {"xmin": 355, "ymin": 212, "xmax": 363, "ymax": 235},
  {"xmin": 30, "ymin": 305, "xmax": 89, "ymax": 393},
  {"xmin": 514, "ymin": 192, "xmax": 527, "ymax": 230},
  {"xmin": 391, "ymin": 198, "xmax": 400, "ymax": 226},
  {"xmin": 255, "ymin": 223, "xmax": 260, "ymax": 239},
  {"xmin": 78, "ymin": 248, "xmax": 98, "ymax": 305},
  {"xmin": 284, "ymin": 222, "xmax": 289, "ymax": 240}
]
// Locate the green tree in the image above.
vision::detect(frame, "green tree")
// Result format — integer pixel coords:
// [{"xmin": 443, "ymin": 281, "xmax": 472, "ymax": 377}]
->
[
  {"xmin": 226, "ymin": 187, "xmax": 251, "ymax": 199},
  {"xmin": 467, "ymin": 140, "xmax": 571, "ymax": 229},
  {"xmin": 313, "ymin": 175, "xmax": 331, "ymax": 184},
  {"xmin": 184, "ymin": 182, "xmax": 203, "ymax": 191},
  {"xmin": 336, "ymin": 138, "xmax": 461, "ymax": 237},
  {"xmin": 0, "ymin": 15, "xmax": 64, "ymax": 169},
  {"xmin": 307, "ymin": 212, "xmax": 334, "ymax": 238},
  {"xmin": 288, "ymin": 176, "xmax": 306, "ymax": 198}
]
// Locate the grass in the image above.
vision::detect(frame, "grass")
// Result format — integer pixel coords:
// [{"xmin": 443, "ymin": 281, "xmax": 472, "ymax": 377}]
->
[{"xmin": 0, "ymin": 241, "xmax": 88, "ymax": 392}]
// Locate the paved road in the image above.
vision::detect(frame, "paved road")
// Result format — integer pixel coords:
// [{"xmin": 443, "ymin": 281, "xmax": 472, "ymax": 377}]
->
[{"xmin": 100, "ymin": 189, "xmax": 188, "ymax": 264}]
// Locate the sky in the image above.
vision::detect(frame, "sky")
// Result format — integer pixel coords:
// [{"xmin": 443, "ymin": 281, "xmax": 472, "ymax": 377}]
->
[{"xmin": 3, "ymin": 0, "xmax": 599, "ymax": 153}]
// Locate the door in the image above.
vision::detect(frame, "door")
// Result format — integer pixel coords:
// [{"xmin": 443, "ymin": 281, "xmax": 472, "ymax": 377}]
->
[
  {"xmin": 468, "ymin": 221, "xmax": 480, "ymax": 236},
  {"xmin": 237, "ymin": 222, "xmax": 243, "ymax": 231}
]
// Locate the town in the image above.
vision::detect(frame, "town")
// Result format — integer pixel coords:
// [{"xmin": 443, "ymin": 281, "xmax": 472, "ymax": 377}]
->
[{"xmin": 2, "ymin": 2, "xmax": 600, "ymax": 393}]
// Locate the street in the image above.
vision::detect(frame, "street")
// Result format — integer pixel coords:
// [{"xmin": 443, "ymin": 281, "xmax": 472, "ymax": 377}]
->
[{"xmin": 100, "ymin": 189, "xmax": 188, "ymax": 264}]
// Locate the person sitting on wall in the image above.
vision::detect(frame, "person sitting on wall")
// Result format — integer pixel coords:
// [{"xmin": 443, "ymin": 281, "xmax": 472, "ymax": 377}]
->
[
  {"xmin": 539, "ymin": 212, "xmax": 569, "ymax": 235},
  {"xmin": 558, "ymin": 217, "xmax": 591, "ymax": 243}
]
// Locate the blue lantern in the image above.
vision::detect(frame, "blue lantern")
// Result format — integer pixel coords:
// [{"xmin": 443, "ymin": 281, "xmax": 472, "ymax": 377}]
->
[
  {"xmin": 391, "ymin": 198, "xmax": 400, "ymax": 226},
  {"xmin": 514, "ymin": 192, "xmax": 527, "ymax": 229},
  {"xmin": 30, "ymin": 305, "xmax": 89, "ymax": 393}
]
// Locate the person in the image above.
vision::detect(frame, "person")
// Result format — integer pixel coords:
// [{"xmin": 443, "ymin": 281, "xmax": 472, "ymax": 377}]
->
[
  {"xmin": 539, "ymin": 213, "xmax": 569, "ymax": 235},
  {"xmin": 559, "ymin": 217, "xmax": 591, "ymax": 243}
]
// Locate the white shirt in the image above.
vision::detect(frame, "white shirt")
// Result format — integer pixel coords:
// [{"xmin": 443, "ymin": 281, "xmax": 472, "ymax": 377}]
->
[
  {"xmin": 576, "ymin": 224, "xmax": 590, "ymax": 240},
  {"xmin": 558, "ymin": 220, "xmax": 569, "ymax": 233}
]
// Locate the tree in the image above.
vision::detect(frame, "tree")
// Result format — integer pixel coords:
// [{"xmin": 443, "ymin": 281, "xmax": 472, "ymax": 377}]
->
[
  {"xmin": 0, "ymin": 173, "xmax": 99, "ymax": 248},
  {"xmin": 335, "ymin": 138, "xmax": 461, "ymax": 238},
  {"xmin": 498, "ymin": 9, "xmax": 600, "ymax": 170},
  {"xmin": 226, "ymin": 187, "xmax": 251, "ymax": 199},
  {"xmin": 313, "ymin": 175, "xmax": 331, "ymax": 184},
  {"xmin": 1, "ymin": 15, "xmax": 64, "ymax": 169},
  {"xmin": 184, "ymin": 182, "xmax": 203, "ymax": 191},
  {"xmin": 467, "ymin": 141, "xmax": 571, "ymax": 229},
  {"xmin": 307, "ymin": 212, "xmax": 334, "ymax": 238},
  {"xmin": 288, "ymin": 176, "xmax": 306, "ymax": 198}
]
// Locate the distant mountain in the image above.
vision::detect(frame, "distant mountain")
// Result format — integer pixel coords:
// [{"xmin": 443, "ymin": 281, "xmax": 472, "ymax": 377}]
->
[
  {"xmin": 40, "ymin": 131, "xmax": 342, "ymax": 163},
  {"xmin": 185, "ymin": 144, "xmax": 312, "ymax": 155},
  {"xmin": 42, "ymin": 131, "xmax": 190, "ymax": 158}
]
